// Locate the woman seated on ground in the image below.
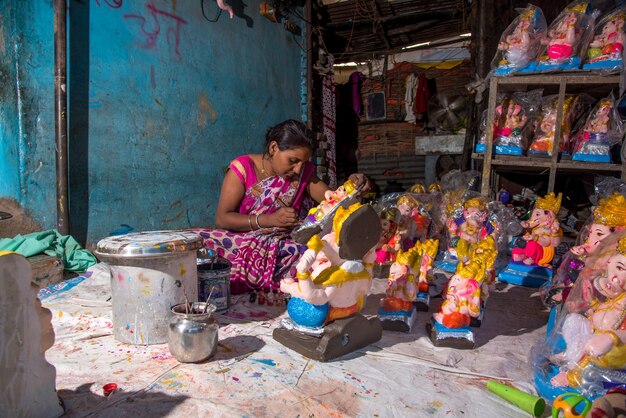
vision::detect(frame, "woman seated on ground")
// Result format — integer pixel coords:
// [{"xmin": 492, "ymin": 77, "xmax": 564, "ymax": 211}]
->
[{"xmin": 197, "ymin": 119, "xmax": 369, "ymax": 294}]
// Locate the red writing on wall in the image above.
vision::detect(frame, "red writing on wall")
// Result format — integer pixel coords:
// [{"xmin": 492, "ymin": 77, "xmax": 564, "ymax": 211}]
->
[
  {"xmin": 95, "ymin": 0, "xmax": 123, "ymax": 9},
  {"xmin": 124, "ymin": 1, "xmax": 188, "ymax": 60}
]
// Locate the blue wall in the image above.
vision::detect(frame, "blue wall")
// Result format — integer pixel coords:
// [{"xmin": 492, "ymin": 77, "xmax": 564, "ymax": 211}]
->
[{"xmin": 0, "ymin": 0, "xmax": 305, "ymax": 244}]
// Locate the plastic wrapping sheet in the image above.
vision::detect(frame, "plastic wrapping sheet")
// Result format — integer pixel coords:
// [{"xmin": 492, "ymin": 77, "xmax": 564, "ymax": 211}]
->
[
  {"xmin": 44, "ymin": 264, "xmax": 549, "ymax": 417},
  {"xmin": 491, "ymin": 5, "xmax": 547, "ymax": 76}
]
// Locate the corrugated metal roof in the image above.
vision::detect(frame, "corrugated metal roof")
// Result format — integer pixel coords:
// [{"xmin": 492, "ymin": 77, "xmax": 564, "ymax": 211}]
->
[{"xmin": 320, "ymin": 0, "xmax": 470, "ymax": 63}]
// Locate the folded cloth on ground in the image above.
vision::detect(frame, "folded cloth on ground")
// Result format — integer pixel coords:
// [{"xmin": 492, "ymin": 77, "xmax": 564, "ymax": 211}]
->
[{"xmin": 0, "ymin": 229, "xmax": 97, "ymax": 272}]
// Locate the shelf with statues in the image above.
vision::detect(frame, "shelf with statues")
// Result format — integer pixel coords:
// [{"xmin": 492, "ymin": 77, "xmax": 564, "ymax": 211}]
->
[{"xmin": 473, "ymin": 73, "xmax": 624, "ymax": 196}]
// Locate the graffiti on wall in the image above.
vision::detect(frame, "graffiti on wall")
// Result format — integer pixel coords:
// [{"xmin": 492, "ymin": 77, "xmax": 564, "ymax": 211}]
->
[{"xmin": 96, "ymin": 0, "xmax": 188, "ymax": 61}]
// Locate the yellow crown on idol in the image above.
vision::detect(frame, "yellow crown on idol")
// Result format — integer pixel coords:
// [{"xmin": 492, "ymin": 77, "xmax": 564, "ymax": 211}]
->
[
  {"xmin": 594, "ymin": 192, "xmax": 626, "ymax": 228},
  {"xmin": 464, "ymin": 197, "xmax": 486, "ymax": 210},
  {"xmin": 535, "ymin": 192, "xmax": 562, "ymax": 214}
]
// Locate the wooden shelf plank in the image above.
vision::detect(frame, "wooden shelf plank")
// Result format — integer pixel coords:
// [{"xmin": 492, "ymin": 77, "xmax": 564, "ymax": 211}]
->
[
  {"xmin": 472, "ymin": 153, "xmax": 623, "ymax": 172},
  {"xmin": 494, "ymin": 74, "xmax": 620, "ymax": 86},
  {"xmin": 473, "ymin": 153, "xmax": 551, "ymax": 168},
  {"xmin": 557, "ymin": 160, "xmax": 623, "ymax": 172}
]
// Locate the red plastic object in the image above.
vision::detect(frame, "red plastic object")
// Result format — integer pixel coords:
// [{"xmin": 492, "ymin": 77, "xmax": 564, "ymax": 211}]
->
[{"xmin": 103, "ymin": 383, "xmax": 118, "ymax": 397}]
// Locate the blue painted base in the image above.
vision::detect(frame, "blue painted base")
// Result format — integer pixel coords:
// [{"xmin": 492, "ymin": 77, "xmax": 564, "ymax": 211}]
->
[
  {"xmin": 498, "ymin": 261, "xmax": 553, "ymax": 287},
  {"xmin": 572, "ymin": 153, "xmax": 611, "ymax": 163},
  {"xmin": 534, "ymin": 362, "xmax": 574, "ymax": 402},
  {"xmin": 378, "ymin": 307, "xmax": 417, "ymax": 332},
  {"xmin": 414, "ymin": 292, "xmax": 430, "ymax": 311},
  {"xmin": 436, "ymin": 259, "xmax": 458, "ymax": 273},
  {"xmin": 495, "ymin": 145, "xmax": 523, "ymax": 155},
  {"xmin": 519, "ymin": 57, "xmax": 581, "ymax": 74},
  {"xmin": 493, "ymin": 65, "xmax": 520, "ymax": 76},
  {"xmin": 473, "ymin": 143, "xmax": 523, "ymax": 155},
  {"xmin": 429, "ymin": 319, "xmax": 475, "ymax": 349},
  {"xmin": 582, "ymin": 59, "xmax": 622, "ymax": 71}
]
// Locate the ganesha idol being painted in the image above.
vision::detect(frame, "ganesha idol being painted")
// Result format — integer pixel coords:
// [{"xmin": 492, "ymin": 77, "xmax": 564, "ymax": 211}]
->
[
  {"xmin": 549, "ymin": 237, "xmax": 626, "ymax": 391},
  {"xmin": 512, "ymin": 192, "xmax": 562, "ymax": 267}
]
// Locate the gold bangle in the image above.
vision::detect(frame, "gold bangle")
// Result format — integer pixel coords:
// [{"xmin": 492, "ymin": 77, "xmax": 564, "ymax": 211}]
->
[
  {"xmin": 248, "ymin": 215, "xmax": 255, "ymax": 231},
  {"xmin": 255, "ymin": 214, "xmax": 263, "ymax": 229},
  {"xmin": 296, "ymin": 271, "xmax": 311, "ymax": 280}
]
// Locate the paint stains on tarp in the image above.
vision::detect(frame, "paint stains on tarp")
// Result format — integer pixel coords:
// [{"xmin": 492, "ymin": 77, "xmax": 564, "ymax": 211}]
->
[
  {"xmin": 197, "ymin": 93, "xmax": 217, "ymax": 127},
  {"xmin": 251, "ymin": 359, "xmax": 277, "ymax": 367}
]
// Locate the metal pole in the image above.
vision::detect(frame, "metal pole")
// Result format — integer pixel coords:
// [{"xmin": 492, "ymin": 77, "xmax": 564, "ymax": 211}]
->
[{"xmin": 54, "ymin": 0, "xmax": 69, "ymax": 235}]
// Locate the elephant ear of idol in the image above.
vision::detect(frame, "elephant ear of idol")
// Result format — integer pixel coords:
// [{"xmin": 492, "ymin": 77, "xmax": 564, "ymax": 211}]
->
[{"xmin": 337, "ymin": 205, "xmax": 382, "ymax": 260}]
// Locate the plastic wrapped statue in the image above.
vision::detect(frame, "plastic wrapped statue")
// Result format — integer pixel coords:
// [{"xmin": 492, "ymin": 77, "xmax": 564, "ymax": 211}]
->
[
  {"xmin": 545, "ymin": 192, "xmax": 626, "ymax": 305},
  {"xmin": 491, "ymin": 5, "xmax": 547, "ymax": 75},
  {"xmin": 475, "ymin": 91, "xmax": 541, "ymax": 155},
  {"xmin": 378, "ymin": 239, "xmax": 439, "ymax": 332},
  {"xmin": 274, "ymin": 203, "xmax": 383, "ymax": 361},
  {"xmin": 429, "ymin": 236, "xmax": 497, "ymax": 349},
  {"xmin": 397, "ymin": 194, "xmax": 432, "ymax": 247},
  {"xmin": 409, "ymin": 183, "xmax": 426, "ymax": 194},
  {"xmin": 572, "ymin": 95, "xmax": 624, "ymax": 163},
  {"xmin": 546, "ymin": 236, "xmax": 626, "ymax": 394},
  {"xmin": 583, "ymin": 8, "xmax": 626, "ymax": 72},
  {"xmin": 528, "ymin": 1, "xmax": 595, "ymax": 72},
  {"xmin": 499, "ymin": 193, "xmax": 563, "ymax": 287},
  {"xmin": 529, "ymin": 94, "xmax": 591, "ymax": 156},
  {"xmin": 292, "ymin": 178, "xmax": 362, "ymax": 244}
]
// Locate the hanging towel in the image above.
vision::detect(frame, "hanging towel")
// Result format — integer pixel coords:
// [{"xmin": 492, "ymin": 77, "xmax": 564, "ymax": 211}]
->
[
  {"xmin": 404, "ymin": 73, "xmax": 418, "ymax": 123},
  {"xmin": 413, "ymin": 72, "xmax": 430, "ymax": 121},
  {"xmin": 0, "ymin": 230, "xmax": 97, "ymax": 272}
]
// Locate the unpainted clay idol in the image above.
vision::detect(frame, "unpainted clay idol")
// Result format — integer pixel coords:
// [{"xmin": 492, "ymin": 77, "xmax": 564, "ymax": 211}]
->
[{"xmin": 0, "ymin": 252, "xmax": 63, "ymax": 418}]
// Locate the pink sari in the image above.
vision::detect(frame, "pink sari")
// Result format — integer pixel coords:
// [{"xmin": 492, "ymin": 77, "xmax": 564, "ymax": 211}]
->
[{"xmin": 195, "ymin": 155, "xmax": 314, "ymax": 294}]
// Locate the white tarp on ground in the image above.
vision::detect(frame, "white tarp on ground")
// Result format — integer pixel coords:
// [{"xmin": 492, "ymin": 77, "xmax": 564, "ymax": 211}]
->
[{"xmin": 43, "ymin": 263, "xmax": 549, "ymax": 417}]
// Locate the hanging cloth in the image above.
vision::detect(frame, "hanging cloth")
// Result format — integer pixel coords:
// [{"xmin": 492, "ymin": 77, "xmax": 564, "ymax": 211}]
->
[
  {"xmin": 413, "ymin": 72, "xmax": 430, "ymax": 122},
  {"xmin": 349, "ymin": 72, "xmax": 364, "ymax": 117},
  {"xmin": 404, "ymin": 73, "xmax": 418, "ymax": 123}
]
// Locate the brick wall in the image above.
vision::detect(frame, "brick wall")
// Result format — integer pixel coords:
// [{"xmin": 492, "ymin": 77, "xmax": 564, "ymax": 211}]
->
[{"xmin": 358, "ymin": 59, "xmax": 472, "ymax": 158}]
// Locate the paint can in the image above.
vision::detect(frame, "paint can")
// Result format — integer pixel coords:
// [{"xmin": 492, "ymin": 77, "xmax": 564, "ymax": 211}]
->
[
  {"xmin": 197, "ymin": 257, "xmax": 231, "ymax": 313},
  {"xmin": 95, "ymin": 230, "xmax": 203, "ymax": 345}
]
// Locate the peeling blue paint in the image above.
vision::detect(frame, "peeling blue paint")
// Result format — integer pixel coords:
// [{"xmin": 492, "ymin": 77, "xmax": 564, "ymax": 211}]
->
[{"xmin": 0, "ymin": 0, "xmax": 305, "ymax": 244}]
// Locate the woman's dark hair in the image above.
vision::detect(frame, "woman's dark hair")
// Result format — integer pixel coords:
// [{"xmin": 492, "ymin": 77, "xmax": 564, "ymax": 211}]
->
[{"xmin": 265, "ymin": 119, "xmax": 314, "ymax": 153}]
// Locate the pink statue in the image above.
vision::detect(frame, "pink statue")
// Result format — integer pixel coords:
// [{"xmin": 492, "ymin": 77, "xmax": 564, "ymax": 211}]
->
[
  {"xmin": 492, "ymin": 5, "xmax": 546, "ymax": 74},
  {"xmin": 512, "ymin": 192, "xmax": 562, "ymax": 266},
  {"xmin": 380, "ymin": 239, "xmax": 438, "ymax": 313},
  {"xmin": 433, "ymin": 237, "xmax": 496, "ymax": 329},
  {"xmin": 571, "ymin": 192, "xmax": 626, "ymax": 259},
  {"xmin": 587, "ymin": 12, "xmax": 626, "ymax": 61},
  {"xmin": 397, "ymin": 195, "xmax": 431, "ymax": 249},
  {"xmin": 498, "ymin": 16, "xmax": 532, "ymax": 64},
  {"xmin": 446, "ymin": 197, "xmax": 495, "ymax": 252},
  {"xmin": 572, "ymin": 98, "xmax": 613, "ymax": 154},
  {"xmin": 550, "ymin": 236, "xmax": 626, "ymax": 388},
  {"xmin": 374, "ymin": 207, "xmax": 400, "ymax": 264},
  {"xmin": 546, "ymin": 12, "xmax": 578, "ymax": 60}
]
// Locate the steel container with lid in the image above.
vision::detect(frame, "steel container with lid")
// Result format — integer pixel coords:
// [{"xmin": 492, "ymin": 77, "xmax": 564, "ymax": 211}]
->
[{"xmin": 95, "ymin": 230, "xmax": 203, "ymax": 345}]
